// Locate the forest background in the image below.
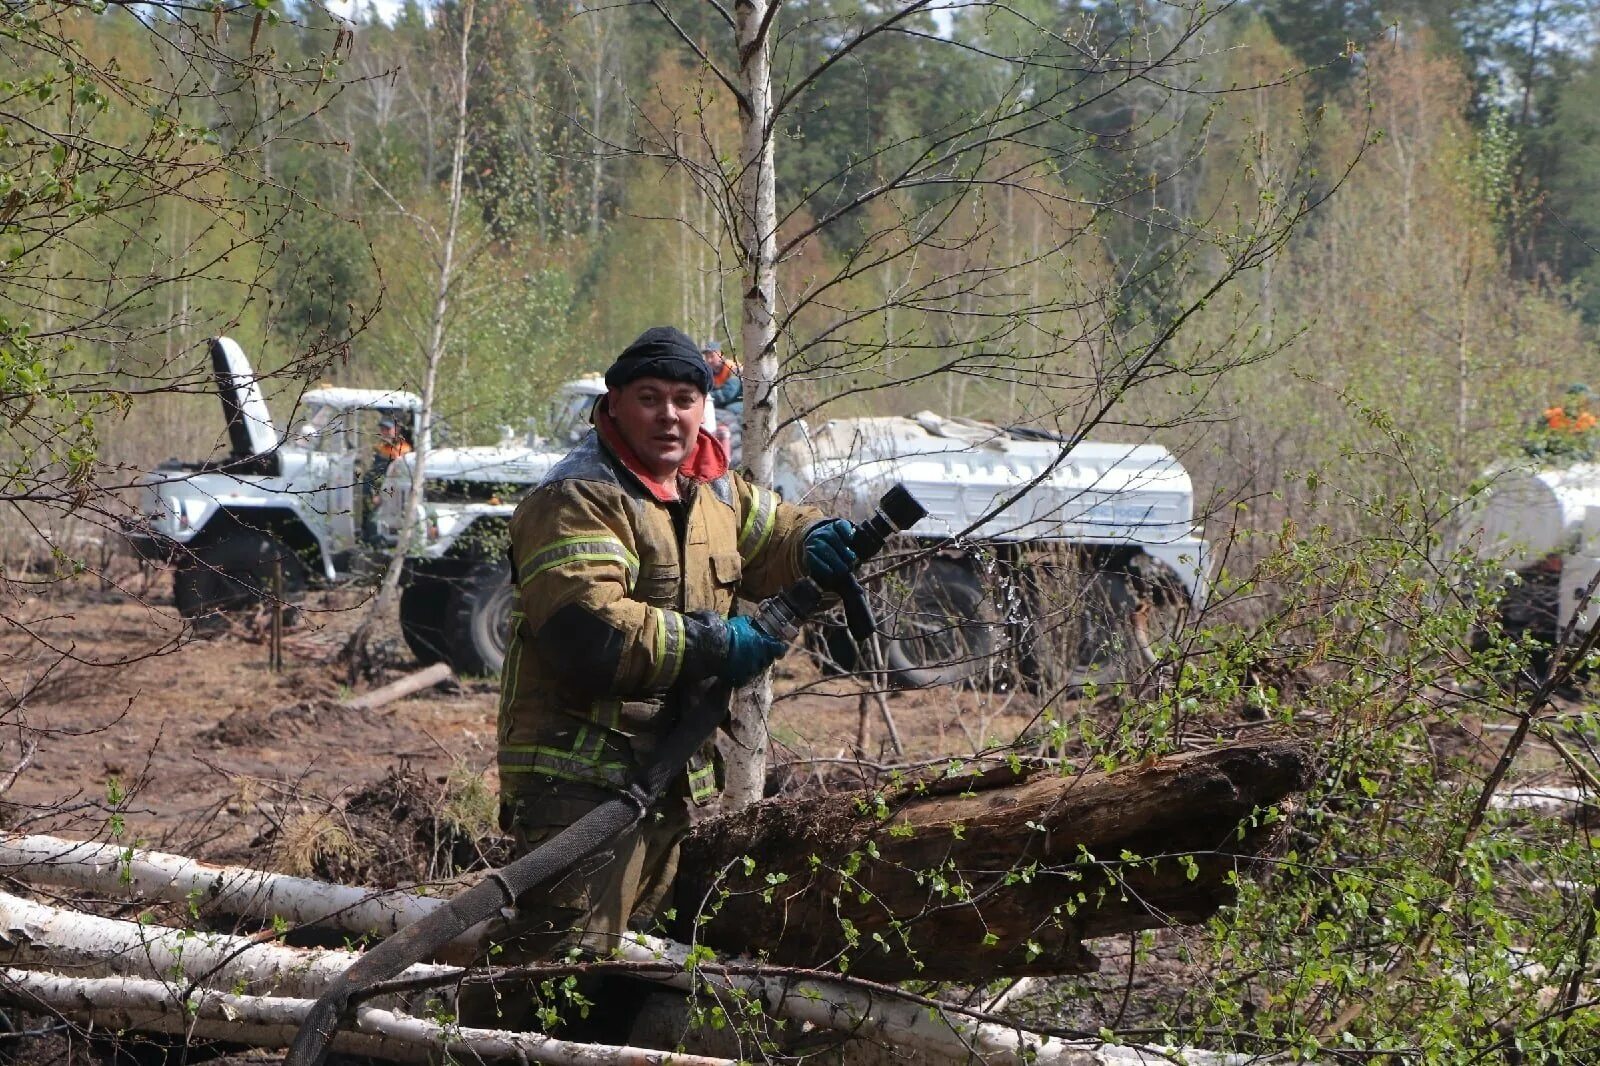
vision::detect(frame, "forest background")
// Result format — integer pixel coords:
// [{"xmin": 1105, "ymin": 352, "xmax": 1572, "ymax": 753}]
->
[{"xmin": 4, "ymin": 0, "xmax": 1596, "ymax": 556}]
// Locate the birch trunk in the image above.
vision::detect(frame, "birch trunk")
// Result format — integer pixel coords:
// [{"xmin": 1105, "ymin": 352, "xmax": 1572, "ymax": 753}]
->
[
  {"xmin": 723, "ymin": 0, "xmax": 781, "ymax": 813},
  {"xmin": 344, "ymin": 0, "xmax": 476, "ymax": 669},
  {"xmin": 0, "ymin": 969, "xmax": 731, "ymax": 1066},
  {"xmin": 0, "ymin": 890, "xmax": 457, "ymax": 998},
  {"xmin": 0, "ymin": 834, "xmax": 444, "ymax": 941}
]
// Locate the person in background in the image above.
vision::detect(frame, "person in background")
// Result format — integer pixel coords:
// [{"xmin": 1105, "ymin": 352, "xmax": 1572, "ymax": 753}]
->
[
  {"xmin": 702, "ymin": 339, "xmax": 742, "ymax": 411},
  {"xmin": 362, "ymin": 416, "xmax": 412, "ymax": 545},
  {"xmin": 702, "ymin": 339, "xmax": 743, "ymax": 461}
]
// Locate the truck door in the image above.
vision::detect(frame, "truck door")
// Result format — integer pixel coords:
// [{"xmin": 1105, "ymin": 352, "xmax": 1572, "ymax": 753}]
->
[
  {"xmin": 285, "ymin": 403, "xmax": 344, "ymax": 558},
  {"xmin": 323, "ymin": 411, "xmax": 362, "ymax": 551}
]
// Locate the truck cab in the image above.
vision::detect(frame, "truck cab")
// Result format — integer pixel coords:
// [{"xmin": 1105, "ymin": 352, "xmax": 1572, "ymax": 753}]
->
[
  {"xmin": 374, "ymin": 376, "xmax": 608, "ymax": 675},
  {"xmin": 128, "ymin": 337, "xmax": 423, "ymax": 623}
]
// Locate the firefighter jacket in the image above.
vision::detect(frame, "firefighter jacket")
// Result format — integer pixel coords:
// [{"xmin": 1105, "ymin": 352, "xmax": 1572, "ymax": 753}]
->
[{"xmin": 498, "ymin": 423, "xmax": 820, "ymax": 807}]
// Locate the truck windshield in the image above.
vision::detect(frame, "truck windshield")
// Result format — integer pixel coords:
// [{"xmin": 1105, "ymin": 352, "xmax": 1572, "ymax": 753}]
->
[{"xmin": 544, "ymin": 390, "xmax": 600, "ymax": 445}]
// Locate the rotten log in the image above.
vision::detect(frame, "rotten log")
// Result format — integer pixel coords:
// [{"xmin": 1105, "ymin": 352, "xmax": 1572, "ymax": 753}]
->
[{"xmin": 679, "ymin": 738, "xmax": 1312, "ymax": 981}]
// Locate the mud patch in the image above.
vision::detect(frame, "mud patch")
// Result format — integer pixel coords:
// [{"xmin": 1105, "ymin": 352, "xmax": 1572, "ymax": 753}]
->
[{"xmin": 198, "ymin": 699, "xmax": 343, "ymax": 748}]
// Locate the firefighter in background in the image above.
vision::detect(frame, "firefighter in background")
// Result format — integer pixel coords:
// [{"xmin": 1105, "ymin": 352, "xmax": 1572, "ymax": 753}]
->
[
  {"xmin": 703, "ymin": 338, "xmax": 742, "ymax": 409},
  {"xmin": 362, "ymin": 415, "xmax": 412, "ymax": 545},
  {"xmin": 463, "ymin": 325, "xmax": 856, "ymax": 1033},
  {"xmin": 702, "ymin": 338, "xmax": 743, "ymax": 461}
]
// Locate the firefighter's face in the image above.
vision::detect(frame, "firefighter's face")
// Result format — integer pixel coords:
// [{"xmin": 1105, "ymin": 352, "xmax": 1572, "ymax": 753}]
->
[{"xmin": 610, "ymin": 378, "xmax": 703, "ymax": 478}]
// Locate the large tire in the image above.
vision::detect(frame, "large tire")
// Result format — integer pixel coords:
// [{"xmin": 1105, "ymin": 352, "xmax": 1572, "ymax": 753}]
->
[
  {"xmin": 399, "ymin": 575, "xmax": 451, "ymax": 666},
  {"xmin": 173, "ymin": 531, "xmax": 306, "ymax": 625},
  {"xmin": 883, "ymin": 557, "xmax": 996, "ymax": 688},
  {"xmin": 445, "ymin": 560, "xmax": 516, "ymax": 677}
]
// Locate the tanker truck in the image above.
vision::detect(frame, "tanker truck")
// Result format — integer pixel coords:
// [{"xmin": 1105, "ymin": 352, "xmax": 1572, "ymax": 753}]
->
[
  {"xmin": 772, "ymin": 412, "xmax": 1209, "ymax": 689},
  {"xmin": 383, "ymin": 403, "xmax": 1211, "ymax": 689},
  {"xmin": 1453, "ymin": 462, "xmax": 1600, "ymax": 649}
]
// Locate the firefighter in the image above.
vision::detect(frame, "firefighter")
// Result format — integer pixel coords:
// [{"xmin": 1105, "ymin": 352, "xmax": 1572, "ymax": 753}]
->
[
  {"xmin": 463, "ymin": 325, "xmax": 855, "ymax": 1032},
  {"xmin": 362, "ymin": 416, "xmax": 412, "ymax": 545},
  {"xmin": 702, "ymin": 338, "xmax": 743, "ymax": 411}
]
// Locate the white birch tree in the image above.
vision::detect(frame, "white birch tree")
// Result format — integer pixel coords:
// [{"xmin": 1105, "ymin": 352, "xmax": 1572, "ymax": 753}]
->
[{"xmin": 610, "ymin": 0, "xmax": 1347, "ymax": 806}]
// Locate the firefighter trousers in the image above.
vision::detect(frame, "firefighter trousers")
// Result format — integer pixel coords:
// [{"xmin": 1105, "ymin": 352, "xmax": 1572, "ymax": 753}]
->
[{"xmin": 456, "ymin": 788, "xmax": 691, "ymax": 1034}]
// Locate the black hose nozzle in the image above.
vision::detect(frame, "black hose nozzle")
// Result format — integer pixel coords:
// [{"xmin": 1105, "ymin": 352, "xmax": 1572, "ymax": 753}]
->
[{"xmin": 751, "ymin": 484, "xmax": 926, "ymax": 646}]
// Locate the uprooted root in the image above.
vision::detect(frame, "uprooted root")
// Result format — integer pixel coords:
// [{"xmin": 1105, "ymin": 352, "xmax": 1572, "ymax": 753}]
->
[{"xmin": 258, "ymin": 762, "xmax": 510, "ymax": 888}]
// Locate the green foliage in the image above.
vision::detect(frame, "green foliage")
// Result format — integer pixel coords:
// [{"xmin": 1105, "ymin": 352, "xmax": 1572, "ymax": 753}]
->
[
  {"xmin": 271, "ymin": 207, "xmax": 375, "ymax": 346},
  {"xmin": 0, "ymin": 3, "xmax": 354, "ymax": 572}
]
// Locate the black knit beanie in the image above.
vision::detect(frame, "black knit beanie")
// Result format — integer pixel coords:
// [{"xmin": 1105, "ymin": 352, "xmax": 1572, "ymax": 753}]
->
[{"xmin": 604, "ymin": 326, "xmax": 712, "ymax": 393}]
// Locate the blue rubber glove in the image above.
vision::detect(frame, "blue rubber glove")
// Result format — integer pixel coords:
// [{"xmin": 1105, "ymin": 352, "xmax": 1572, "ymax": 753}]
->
[
  {"xmin": 719, "ymin": 615, "xmax": 788, "ymax": 686},
  {"xmin": 804, "ymin": 519, "xmax": 858, "ymax": 588}
]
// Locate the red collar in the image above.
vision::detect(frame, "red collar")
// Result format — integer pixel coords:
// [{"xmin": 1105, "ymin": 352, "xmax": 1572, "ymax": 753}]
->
[{"xmin": 595, "ymin": 405, "xmax": 728, "ymax": 504}]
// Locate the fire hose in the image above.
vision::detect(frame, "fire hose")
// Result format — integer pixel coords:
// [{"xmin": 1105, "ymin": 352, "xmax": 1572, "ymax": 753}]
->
[{"xmin": 286, "ymin": 484, "xmax": 926, "ymax": 1065}]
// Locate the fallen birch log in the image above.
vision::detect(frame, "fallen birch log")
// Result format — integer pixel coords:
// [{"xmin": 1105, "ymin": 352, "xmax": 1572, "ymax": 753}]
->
[
  {"xmin": 344, "ymin": 663, "xmax": 455, "ymax": 711},
  {"xmin": 679, "ymin": 738, "xmax": 1311, "ymax": 980},
  {"xmin": 0, "ymin": 968, "xmax": 729, "ymax": 1066},
  {"xmin": 0, "ymin": 834, "xmax": 443, "ymax": 941},
  {"xmin": 608, "ymin": 932, "xmax": 1286, "ymax": 1065},
  {"xmin": 0, "ymin": 848, "xmax": 1267, "ymax": 1065},
  {"xmin": 0, "ymin": 890, "xmax": 456, "ymax": 999}
]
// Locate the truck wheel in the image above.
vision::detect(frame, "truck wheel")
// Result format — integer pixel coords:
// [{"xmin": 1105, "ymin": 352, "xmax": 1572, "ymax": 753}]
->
[
  {"xmin": 446, "ymin": 561, "xmax": 515, "ymax": 677},
  {"xmin": 399, "ymin": 576, "xmax": 451, "ymax": 666},
  {"xmin": 173, "ymin": 532, "xmax": 306, "ymax": 625},
  {"xmin": 883, "ymin": 558, "xmax": 995, "ymax": 689}
]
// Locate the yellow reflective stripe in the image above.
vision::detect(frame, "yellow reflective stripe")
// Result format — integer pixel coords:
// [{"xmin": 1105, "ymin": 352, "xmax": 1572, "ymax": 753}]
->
[
  {"xmin": 519, "ymin": 536, "xmax": 639, "ymax": 590},
  {"xmin": 645, "ymin": 608, "xmax": 685, "ymax": 690},
  {"xmin": 738, "ymin": 486, "xmax": 778, "ymax": 563},
  {"xmin": 498, "ymin": 744, "xmax": 629, "ymax": 786},
  {"xmin": 592, "ymin": 700, "xmax": 622, "ymax": 729},
  {"xmin": 498, "ymin": 624, "xmax": 524, "ymax": 716},
  {"xmin": 688, "ymin": 763, "xmax": 717, "ymax": 803}
]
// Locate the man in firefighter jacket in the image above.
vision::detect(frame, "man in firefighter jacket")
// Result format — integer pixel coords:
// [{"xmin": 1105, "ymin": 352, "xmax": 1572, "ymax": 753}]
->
[{"xmin": 463, "ymin": 326, "xmax": 856, "ymax": 1030}]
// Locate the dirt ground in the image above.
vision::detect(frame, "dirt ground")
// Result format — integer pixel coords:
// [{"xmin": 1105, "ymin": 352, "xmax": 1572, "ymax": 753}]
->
[
  {"xmin": 0, "ymin": 572, "xmax": 1042, "ymax": 869},
  {"xmin": 1, "ymin": 572, "xmax": 1109, "ymax": 1057}
]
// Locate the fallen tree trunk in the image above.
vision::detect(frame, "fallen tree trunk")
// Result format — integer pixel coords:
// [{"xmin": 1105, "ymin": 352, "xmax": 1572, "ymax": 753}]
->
[
  {"xmin": 1, "ymin": 740, "xmax": 1308, "ymax": 988},
  {"xmin": 678, "ymin": 739, "xmax": 1311, "ymax": 981},
  {"xmin": 0, "ymin": 890, "xmax": 456, "ymax": 999},
  {"xmin": 0, "ymin": 968, "xmax": 731, "ymax": 1066},
  {"xmin": 0, "ymin": 884, "xmax": 1263, "ymax": 1066},
  {"xmin": 0, "ymin": 834, "xmax": 441, "ymax": 940},
  {"xmin": 0, "ymin": 837, "xmax": 1291, "ymax": 1064},
  {"xmin": 344, "ymin": 663, "xmax": 455, "ymax": 711}
]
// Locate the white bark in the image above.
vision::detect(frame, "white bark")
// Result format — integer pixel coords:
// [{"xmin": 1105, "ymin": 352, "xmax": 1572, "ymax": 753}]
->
[
  {"xmin": 0, "ymin": 838, "xmax": 1293, "ymax": 1065},
  {"xmin": 0, "ymin": 834, "xmax": 443, "ymax": 941},
  {"xmin": 606, "ymin": 935, "xmax": 1286, "ymax": 1066},
  {"xmin": 1489, "ymin": 785, "xmax": 1596, "ymax": 812},
  {"xmin": 0, "ymin": 968, "xmax": 733, "ymax": 1066},
  {"xmin": 723, "ymin": 0, "xmax": 781, "ymax": 814},
  {"xmin": 348, "ymin": 0, "xmax": 476, "ymax": 661},
  {"xmin": 0, "ymin": 890, "xmax": 456, "ymax": 999}
]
